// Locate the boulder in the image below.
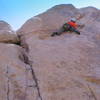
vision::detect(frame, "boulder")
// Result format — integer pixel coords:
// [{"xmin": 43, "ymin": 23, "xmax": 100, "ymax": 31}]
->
[{"xmin": 0, "ymin": 21, "xmax": 19, "ymax": 43}]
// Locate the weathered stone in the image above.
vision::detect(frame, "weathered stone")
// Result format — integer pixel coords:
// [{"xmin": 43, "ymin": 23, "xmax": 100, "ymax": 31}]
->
[
  {"xmin": 17, "ymin": 4, "xmax": 100, "ymax": 100},
  {"xmin": 0, "ymin": 4, "xmax": 100, "ymax": 100},
  {"xmin": 0, "ymin": 21, "xmax": 19, "ymax": 43},
  {"xmin": 0, "ymin": 43, "xmax": 39, "ymax": 100}
]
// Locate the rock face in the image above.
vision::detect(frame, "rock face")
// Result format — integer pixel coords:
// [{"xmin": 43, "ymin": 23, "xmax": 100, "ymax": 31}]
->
[
  {"xmin": 0, "ymin": 43, "xmax": 40, "ymax": 100},
  {"xmin": 0, "ymin": 21, "xmax": 19, "ymax": 43},
  {"xmin": 0, "ymin": 4, "xmax": 100, "ymax": 100}
]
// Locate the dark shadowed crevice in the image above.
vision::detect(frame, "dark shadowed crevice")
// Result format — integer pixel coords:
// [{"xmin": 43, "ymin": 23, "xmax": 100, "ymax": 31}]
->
[
  {"xmin": 19, "ymin": 51, "xmax": 43, "ymax": 100},
  {"xmin": 17, "ymin": 34, "xmax": 29, "ymax": 52},
  {"xmin": 87, "ymin": 84, "xmax": 97, "ymax": 100},
  {"xmin": 29, "ymin": 62, "xmax": 43, "ymax": 100},
  {"xmin": 6, "ymin": 66, "xmax": 10, "ymax": 100}
]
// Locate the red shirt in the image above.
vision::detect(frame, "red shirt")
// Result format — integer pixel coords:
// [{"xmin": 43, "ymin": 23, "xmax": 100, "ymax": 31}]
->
[{"xmin": 68, "ymin": 21, "xmax": 78, "ymax": 28}]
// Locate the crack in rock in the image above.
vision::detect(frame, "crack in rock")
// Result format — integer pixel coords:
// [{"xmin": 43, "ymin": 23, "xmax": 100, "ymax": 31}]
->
[
  {"xmin": 29, "ymin": 63, "xmax": 43, "ymax": 100},
  {"xmin": 17, "ymin": 34, "xmax": 29, "ymax": 52},
  {"xmin": 87, "ymin": 84, "xmax": 97, "ymax": 100},
  {"xmin": 6, "ymin": 66, "xmax": 10, "ymax": 100},
  {"xmin": 18, "ymin": 35, "xmax": 43, "ymax": 100},
  {"xmin": 22, "ymin": 53, "xmax": 43, "ymax": 100}
]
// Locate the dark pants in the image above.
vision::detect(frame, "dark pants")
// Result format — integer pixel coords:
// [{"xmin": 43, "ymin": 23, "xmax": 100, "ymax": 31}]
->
[{"xmin": 51, "ymin": 23, "xmax": 80, "ymax": 36}]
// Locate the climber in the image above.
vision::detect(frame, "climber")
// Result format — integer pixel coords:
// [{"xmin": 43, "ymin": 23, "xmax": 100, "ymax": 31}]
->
[{"xmin": 51, "ymin": 18, "xmax": 80, "ymax": 37}]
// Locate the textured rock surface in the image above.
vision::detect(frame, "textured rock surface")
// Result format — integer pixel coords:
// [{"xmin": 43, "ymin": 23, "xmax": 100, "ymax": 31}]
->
[
  {"xmin": 0, "ymin": 4, "xmax": 100, "ymax": 100},
  {"xmin": 0, "ymin": 43, "xmax": 42, "ymax": 100},
  {"xmin": 17, "ymin": 4, "xmax": 100, "ymax": 100},
  {"xmin": 0, "ymin": 21, "xmax": 41, "ymax": 100},
  {"xmin": 0, "ymin": 21, "xmax": 19, "ymax": 43}
]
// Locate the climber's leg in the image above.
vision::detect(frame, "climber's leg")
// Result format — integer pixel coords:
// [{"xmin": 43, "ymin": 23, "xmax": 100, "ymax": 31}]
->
[
  {"xmin": 51, "ymin": 26, "xmax": 65, "ymax": 37},
  {"xmin": 70, "ymin": 27, "xmax": 80, "ymax": 35}
]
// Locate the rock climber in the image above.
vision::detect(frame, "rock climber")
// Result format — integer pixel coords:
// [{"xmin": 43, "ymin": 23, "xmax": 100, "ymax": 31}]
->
[{"xmin": 51, "ymin": 18, "xmax": 81, "ymax": 36}]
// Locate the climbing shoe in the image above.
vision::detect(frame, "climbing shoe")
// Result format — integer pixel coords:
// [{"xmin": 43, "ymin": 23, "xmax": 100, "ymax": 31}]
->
[
  {"xmin": 51, "ymin": 32, "xmax": 58, "ymax": 37},
  {"xmin": 76, "ymin": 31, "xmax": 80, "ymax": 35}
]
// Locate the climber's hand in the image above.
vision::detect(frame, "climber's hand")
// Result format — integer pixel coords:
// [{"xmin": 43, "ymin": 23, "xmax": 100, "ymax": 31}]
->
[{"xmin": 78, "ymin": 24, "xmax": 85, "ymax": 29}]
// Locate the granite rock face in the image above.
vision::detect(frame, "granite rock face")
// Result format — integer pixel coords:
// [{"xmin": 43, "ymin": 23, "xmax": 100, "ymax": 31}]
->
[{"xmin": 0, "ymin": 4, "xmax": 100, "ymax": 100}]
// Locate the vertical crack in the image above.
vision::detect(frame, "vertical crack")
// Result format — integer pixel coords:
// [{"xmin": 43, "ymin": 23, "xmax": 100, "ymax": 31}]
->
[
  {"xmin": 19, "ymin": 48, "xmax": 43, "ymax": 100},
  {"xmin": 29, "ymin": 62, "xmax": 43, "ymax": 100},
  {"xmin": 18, "ymin": 35, "xmax": 43, "ymax": 100},
  {"xmin": 87, "ymin": 84, "xmax": 97, "ymax": 100},
  {"xmin": 6, "ymin": 66, "xmax": 10, "ymax": 100},
  {"xmin": 24, "ymin": 56, "xmax": 43, "ymax": 100}
]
